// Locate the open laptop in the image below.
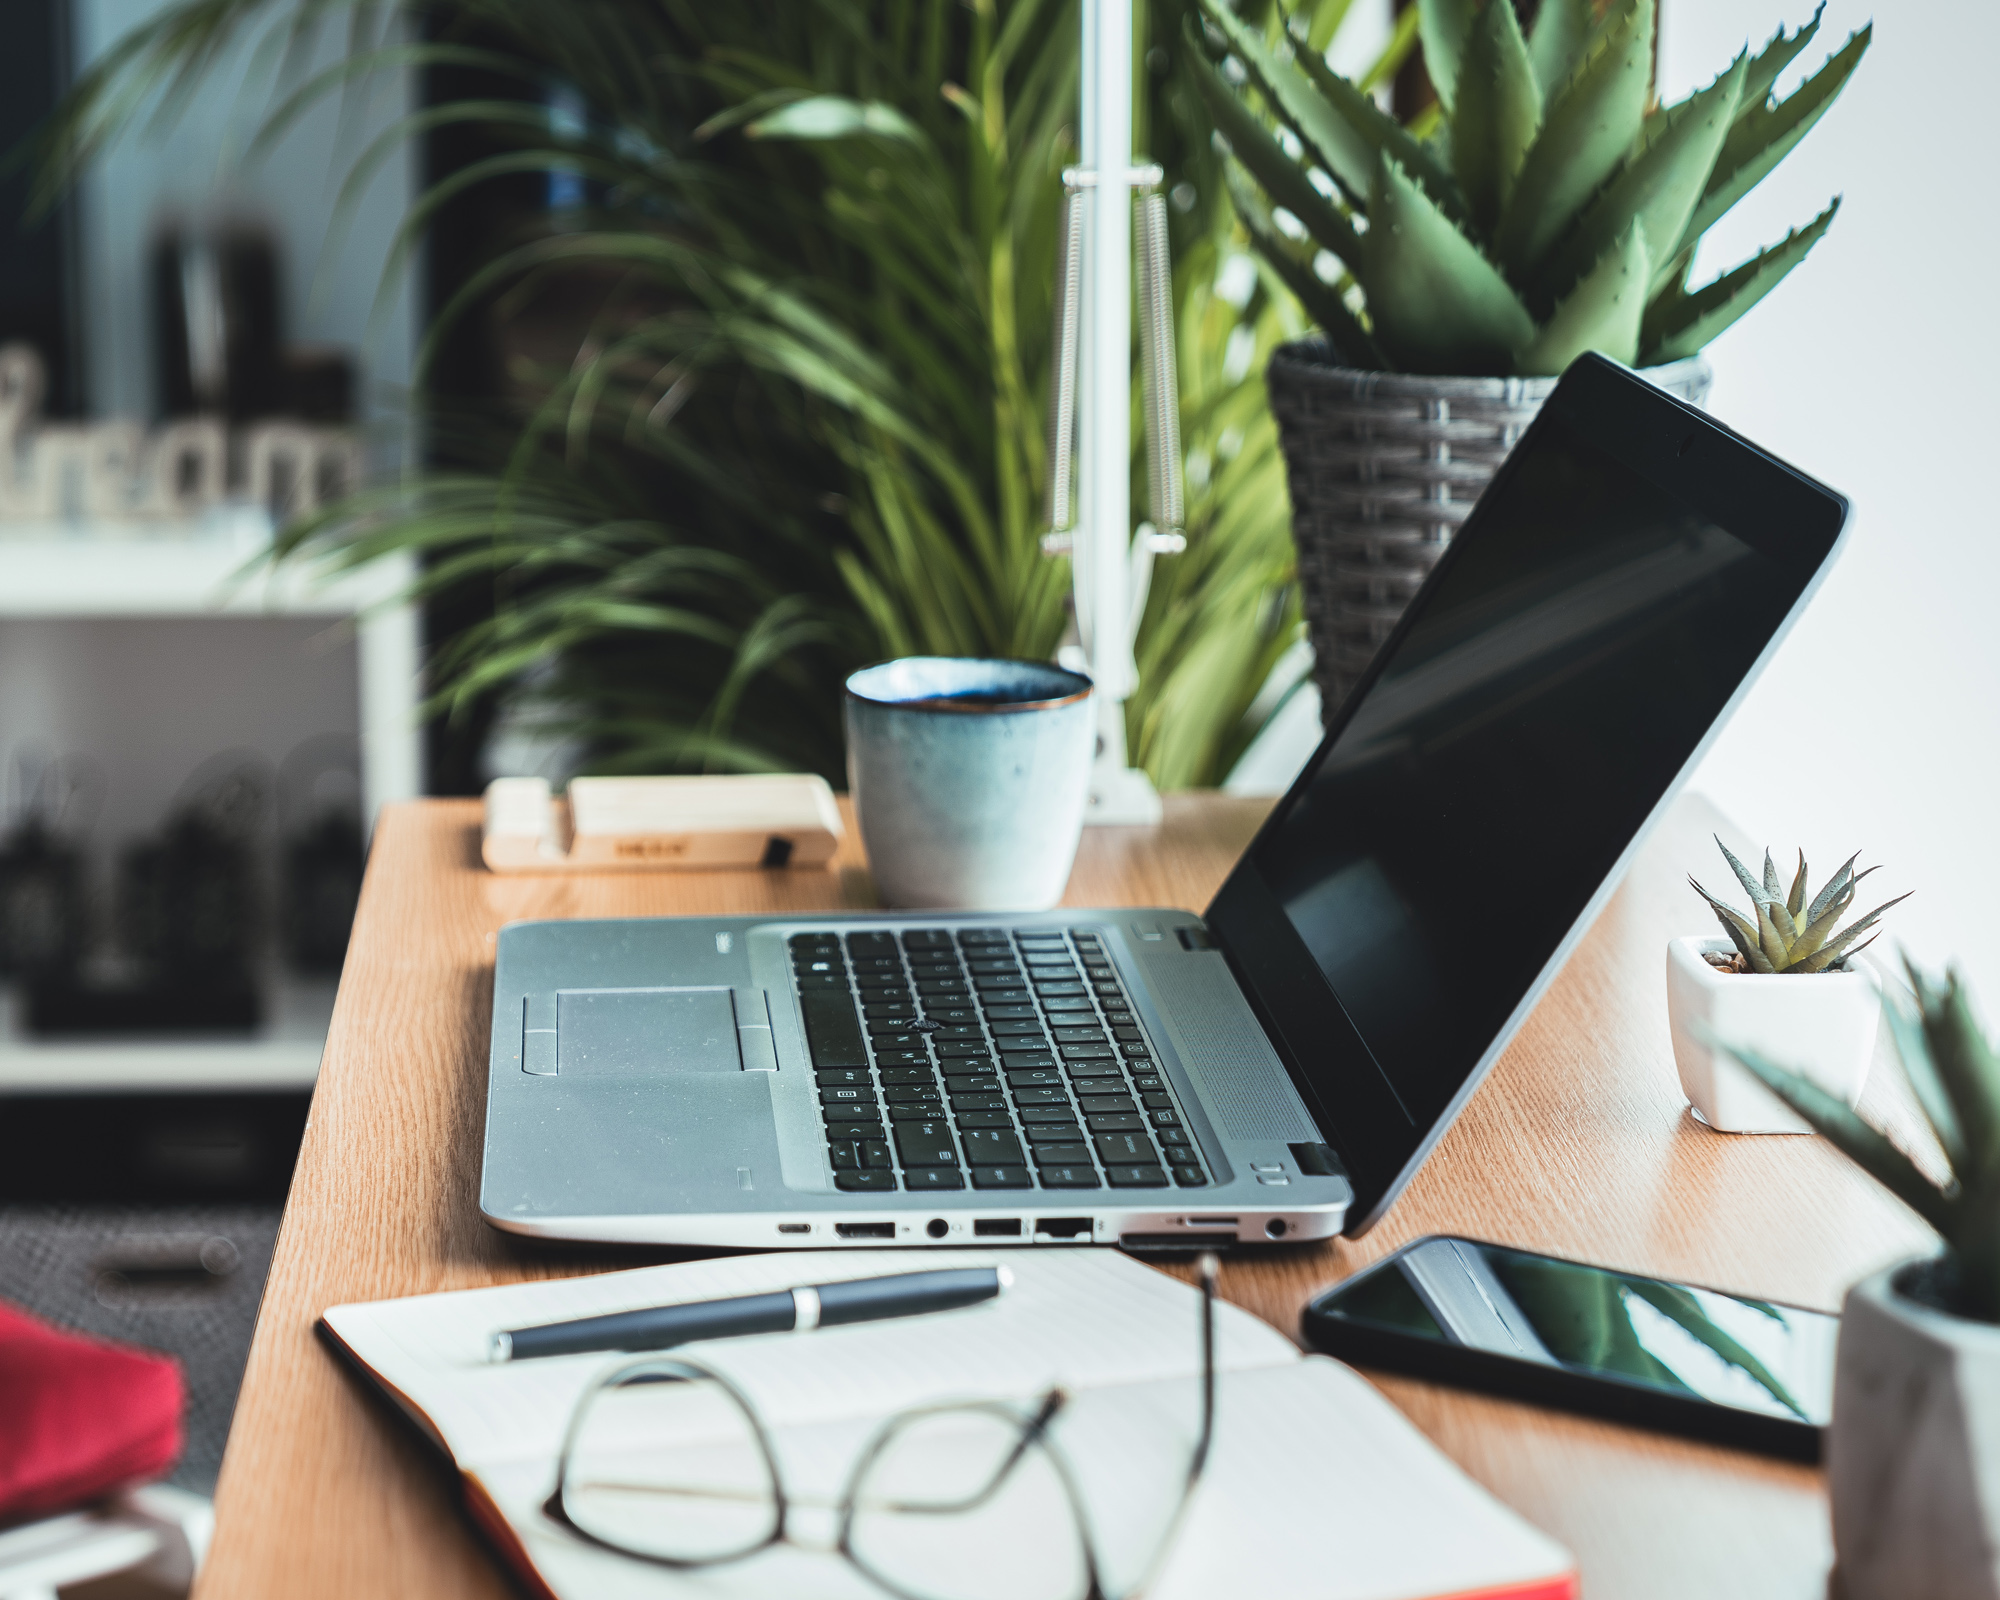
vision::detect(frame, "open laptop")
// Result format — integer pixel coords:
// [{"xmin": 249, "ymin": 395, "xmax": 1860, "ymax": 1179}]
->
[{"xmin": 480, "ymin": 355, "xmax": 1850, "ymax": 1250}]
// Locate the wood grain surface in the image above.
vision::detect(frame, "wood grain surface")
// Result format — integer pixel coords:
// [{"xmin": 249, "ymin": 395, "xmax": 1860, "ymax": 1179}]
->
[{"xmin": 194, "ymin": 792, "xmax": 1932, "ymax": 1600}]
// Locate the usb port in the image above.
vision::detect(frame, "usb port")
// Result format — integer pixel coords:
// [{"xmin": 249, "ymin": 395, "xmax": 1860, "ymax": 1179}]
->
[
  {"xmin": 835, "ymin": 1222, "xmax": 895, "ymax": 1239},
  {"xmin": 776, "ymin": 1223, "xmax": 811, "ymax": 1234},
  {"xmin": 1186, "ymin": 1216, "xmax": 1238, "ymax": 1226},
  {"xmin": 974, "ymin": 1219, "xmax": 1022, "ymax": 1237},
  {"xmin": 1034, "ymin": 1217, "xmax": 1092, "ymax": 1239}
]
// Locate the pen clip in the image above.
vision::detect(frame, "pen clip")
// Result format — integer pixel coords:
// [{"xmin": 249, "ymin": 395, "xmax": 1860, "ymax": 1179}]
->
[{"xmin": 792, "ymin": 1285, "xmax": 822, "ymax": 1333}]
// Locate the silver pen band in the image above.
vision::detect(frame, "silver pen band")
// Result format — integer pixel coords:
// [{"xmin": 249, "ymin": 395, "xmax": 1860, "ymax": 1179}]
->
[{"xmin": 792, "ymin": 1285, "xmax": 822, "ymax": 1333}]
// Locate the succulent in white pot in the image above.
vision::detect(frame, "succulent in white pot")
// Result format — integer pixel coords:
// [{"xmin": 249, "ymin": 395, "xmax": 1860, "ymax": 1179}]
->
[
  {"xmin": 1720, "ymin": 969, "xmax": 2000, "ymax": 1600},
  {"xmin": 1667, "ymin": 838, "xmax": 1906, "ymax": 1133}
]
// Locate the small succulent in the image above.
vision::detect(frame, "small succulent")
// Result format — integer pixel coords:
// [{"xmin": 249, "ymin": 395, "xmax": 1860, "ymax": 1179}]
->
[
  {"xmin": 1182, "ymin": 0, "xmax": 1869, "ymax": 376},
  {"xmin": 1720, "ymin": 965, "xmax": 2000, "ymax": 1323},
  {"xmin": 1689, "ymin": 837, "xmax": 1907, "ymax": 976}
]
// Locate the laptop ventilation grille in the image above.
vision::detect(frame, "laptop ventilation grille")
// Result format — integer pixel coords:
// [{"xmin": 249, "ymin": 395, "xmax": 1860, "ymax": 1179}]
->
[{"xmin": 1138, "ymin": 949, "xmax": 1317, "ymax": 1142}]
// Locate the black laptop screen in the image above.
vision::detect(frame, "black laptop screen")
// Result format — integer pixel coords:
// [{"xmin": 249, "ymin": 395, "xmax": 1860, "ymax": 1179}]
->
[{"xmin": 1207, "ymin": 362, "xmax": 1845, "ymax": 1228}]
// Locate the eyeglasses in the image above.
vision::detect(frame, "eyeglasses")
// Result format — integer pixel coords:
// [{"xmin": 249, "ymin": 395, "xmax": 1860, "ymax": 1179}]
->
[{"xmin": 546, "ymin": 1253, "xmax": 1219, "ymax": 1600}]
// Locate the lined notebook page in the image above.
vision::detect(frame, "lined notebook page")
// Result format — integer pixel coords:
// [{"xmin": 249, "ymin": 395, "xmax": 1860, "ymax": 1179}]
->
[{"xmin": 321, "ymin": 1250, "xmax": 1298, "ymax": 1470}]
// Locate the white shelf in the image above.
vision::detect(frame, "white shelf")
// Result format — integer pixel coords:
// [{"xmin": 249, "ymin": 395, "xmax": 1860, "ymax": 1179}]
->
[
  {"xmin": 0, "ymin": 511, "xmax": 423, "ymax": 824},
  {"xmin": 0, "ymin": 976, "xmax": 335, "ymax": 1094}
]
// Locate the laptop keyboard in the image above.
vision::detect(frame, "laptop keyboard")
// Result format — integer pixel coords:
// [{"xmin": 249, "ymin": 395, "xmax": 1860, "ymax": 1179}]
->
[{"xmin": 789, "ymin": 927, "xmax": 1208, "ymax": 1194}]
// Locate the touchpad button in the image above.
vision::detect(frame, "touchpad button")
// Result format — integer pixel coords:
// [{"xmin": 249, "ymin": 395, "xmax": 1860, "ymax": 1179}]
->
[{"xmin": 557, "ymin": 988, "xmax": 742, "ymax": 1076}]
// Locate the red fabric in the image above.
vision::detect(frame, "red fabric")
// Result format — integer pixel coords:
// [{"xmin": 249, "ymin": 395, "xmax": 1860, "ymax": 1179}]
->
[{"xmin": 0, "ymin": 1299, "xmax": 184, "ymax": 1521}]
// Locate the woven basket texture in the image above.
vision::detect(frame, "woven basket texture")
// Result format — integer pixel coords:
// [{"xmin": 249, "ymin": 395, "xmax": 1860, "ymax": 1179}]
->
[{"xmin": 1267, "ymin": 338, "xmax": 1713, "ymax": 716}]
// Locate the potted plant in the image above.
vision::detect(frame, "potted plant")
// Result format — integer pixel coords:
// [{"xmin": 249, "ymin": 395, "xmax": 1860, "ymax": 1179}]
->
[
  {"xmin": 1717, "ymin": 969, "xmax": 2000, "ymax": 1600},
  {"xmin": 1668, "ymin": 837, "xmax": 1906, "ymax": 1133},
  {"xmin": 1182, "ymin": 0, "xmax": 1869, "ymax": 713}
]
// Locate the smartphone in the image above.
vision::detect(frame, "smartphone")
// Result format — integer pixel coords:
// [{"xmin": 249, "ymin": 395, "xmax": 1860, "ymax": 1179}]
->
[{"xmin": 1300, "ymin": 1236, "xmax": 1837, "ymax": 1461}]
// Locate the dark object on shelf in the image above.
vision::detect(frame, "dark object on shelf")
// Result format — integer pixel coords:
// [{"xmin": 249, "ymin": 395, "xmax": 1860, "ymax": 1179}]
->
[
  {"xmin": 151, "ymin": 214, "xmax": 283, "ymax": 421},
  {"xmin": 119, "ymin": 756, "xmax": 268, "ymax": 983},
  {"xmin": 279, "ymin": 736, "xmax": 364, "ymax": 974},
  {"xmin": 280, "ymin": 342, "xmax": 355, "ymax": 423},
  {"xmin": 0, "ymin": 1203, "xmax": 283, "ymax": 1493},
  {"xmin": 0, "ymin": 820, "xmax": 86, "ymax": 979},
  {"xmin": 0, "ymin": 1092, "xmax": 309, "ymax": 1204},
  {"xmin": 23, "ymin": 976, "xmax": 261, "ymax": 1035}
]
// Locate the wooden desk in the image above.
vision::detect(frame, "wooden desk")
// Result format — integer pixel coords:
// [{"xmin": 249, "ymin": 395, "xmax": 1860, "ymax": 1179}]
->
[{"xmin": 196, "ymin": 793, "xmax": 1931, "ymax": 1600}]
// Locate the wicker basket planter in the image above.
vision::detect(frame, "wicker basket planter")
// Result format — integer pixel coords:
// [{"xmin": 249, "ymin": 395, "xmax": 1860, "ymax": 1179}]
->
[{"xmin": 1266, "ymin": 339, "xmax": 1713, "ymax": 716}]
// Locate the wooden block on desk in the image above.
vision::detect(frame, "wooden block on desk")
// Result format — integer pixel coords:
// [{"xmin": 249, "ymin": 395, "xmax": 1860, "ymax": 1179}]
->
[{"xmin": 481, "ymin": 775, "xmax": 843, "ymax": 873}]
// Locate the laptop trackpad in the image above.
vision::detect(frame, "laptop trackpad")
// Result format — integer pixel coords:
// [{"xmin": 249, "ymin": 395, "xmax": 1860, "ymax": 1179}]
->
[{"xmin": 557, "ymin": 987, "xmax": 741, "ymax": 1076}]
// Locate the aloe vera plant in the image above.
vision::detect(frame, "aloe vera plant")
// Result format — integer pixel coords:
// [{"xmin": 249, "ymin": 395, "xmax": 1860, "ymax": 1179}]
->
[
  {"xmin": 1720, "ymin": 965, "xmax": 2000, "ymax": 1323},
  {"xmin": 1689, "ymin": 837, "xmax": 1909, "ymax": 975},
  {"xmin": 1184, "ymin": 0, "xmax": 1869, "ymax": 375}
]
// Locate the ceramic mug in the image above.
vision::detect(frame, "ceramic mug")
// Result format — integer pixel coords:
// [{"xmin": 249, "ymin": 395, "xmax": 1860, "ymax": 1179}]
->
[{"xmin": 844, "ymin": 657, "xmax": 1094, "ymax": 910}]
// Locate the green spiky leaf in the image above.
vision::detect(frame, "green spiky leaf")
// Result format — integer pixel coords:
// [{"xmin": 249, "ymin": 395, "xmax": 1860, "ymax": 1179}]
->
[
  {"xmin": 1495, "ymin": 0, "xmax": 1654, "ymax": 277},
  {"xmin": 1740, "ymin": 4, "xmax": 1824, "ymax": 112},
  {"xmin": 1197, "ymin": 0, "xmax": 1466, "ymax": 224},
  {"xmin": 1786, "ymin": 851, "xmax": 1809, "ymax": 920},
  {"xmin": 1690, "ymin": 877, "xmax": 1765, "ymax": 968},
  {"xmin": 1677, "ymin": 24, "xmax": 1869, "ymax": 257},
  {"xmin": 1884, "ymin": 980, "xmax": 1969, "ymax": 1179},
  {"xmin": 1186, "ymin": 33, "xmax": 1364, "ymax": 266},
  {"xmin": 1223, "ymin": 165, "xmax": 1384, "ymax": 369},
  {"xmin": 1417, "ymin": 0, "xmax": 1479, "ymax": 115},
  {"xmin": 1717, "ymin": 836, "xmax": 1775, "ymax": 909},
  {"xmin": 1713, "ymin": 1036, "xmax": 1957, "ymax": 1237},
  {"xmin": 1451, "ymin": 0, "xmax": 1542, "ymax": 235},
  {"xmin": 1514, "ymin": 218, "xmax": 1647, "ymax": 374},
  {"xmin": 1526, "ymin": 0, "xmax": 1594, "ymax": 98},
  {"xmin": 1914, "ymin": 968, "xmax": 2000, "ymax": 1176},
  {"xmin": 1794, "ymin": 894, "xmax": 1912, "ymax": 972},
  {"xmin": 1363, "ymin": 155, "xmax": 1534, "ymax": 375},
  {"xmin": 1640, "ymin": 199, "xmax": 1839, "ymax": 365},
  {"xmin": 1806, "ymin": 853, "xmax": 1864, "ymax": 926}
]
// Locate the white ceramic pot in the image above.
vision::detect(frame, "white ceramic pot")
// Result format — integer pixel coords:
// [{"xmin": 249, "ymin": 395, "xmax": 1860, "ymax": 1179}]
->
[
  {"xmin": 1664, "ymin": 935, "xmax": 1880, "ymax": 1133},
  {"xmin": 1830, "ymin": 1262, "xmax": 2000, "ymax": 1600}
]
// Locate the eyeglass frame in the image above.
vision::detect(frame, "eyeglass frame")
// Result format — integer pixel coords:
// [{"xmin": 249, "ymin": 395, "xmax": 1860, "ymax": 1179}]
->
[{"xmin": 543, "ymin": 1252, "xmax": 1220, "ymax": 1600}]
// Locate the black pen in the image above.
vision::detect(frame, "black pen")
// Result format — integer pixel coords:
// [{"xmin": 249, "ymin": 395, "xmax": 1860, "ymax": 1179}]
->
[{"xmin": 489, "ymin": 1266, "xmax": 1011, "ymax": 1362}]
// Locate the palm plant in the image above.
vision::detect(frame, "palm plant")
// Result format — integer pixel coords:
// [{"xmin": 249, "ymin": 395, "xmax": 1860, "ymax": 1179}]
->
[
  {"xmin": 37, "ymin": 0, "xmax": 1410, "ymax": 787},
  {"xmin": 1183, "ymin": 0, "xmax": 1869, "ymax": 375}
]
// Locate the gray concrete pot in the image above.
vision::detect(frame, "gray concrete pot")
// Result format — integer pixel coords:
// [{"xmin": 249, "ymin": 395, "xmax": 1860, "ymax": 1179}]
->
[{"xmin": 1832, "ymin": 1261, "xmax": 2000, "ymax": 1600}]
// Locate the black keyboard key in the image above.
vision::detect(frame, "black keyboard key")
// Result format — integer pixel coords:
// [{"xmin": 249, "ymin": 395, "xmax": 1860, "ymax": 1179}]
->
[
  {"xmin": 825, "ymin": 1119, "xmax": 884, "ymax": 1140},
  {"xmin": 1035, "ymin": 983, "xmax": 1088, "ymax": 998},
  {"xmin": 878, "ymin": 1066, "xmax": 934, "ymax": 1086},
  {"xmin": 1042, "ymin": 997, "xmax": 1095, "ymax": 1012},
  {"xmin": 1024, "ymin": 1123, "xmax": 1082, "ymax": 1143},
  {"xmin": 821, "ymin": 1087, "xmax": 878, "ymax": 1108},
  {"xmin": 873, "ymin": 1050, "xmax": 930, "ymax": 1067},
  {"xmin": 1112, "ymin": 1027, "xmax": 1144, "ymax": 1041},
  {"xmin": 1148, "ymin": 1109, "xmax": 1182, "ymax": 1129},
  {"xmin": 990, "ymin": 1018, "xmax": 1048, "ymax": 1036},
  {"xmin": 930, "ymin": 1026, "xmax": 985, "ymax": 1042},
  {"xmin": 1052, "ymin": 1027, "xmax": 1105, "ymax": 1042},
  {"xmin": 916, "ymin": 980, "xmax": 970, "ymax": 995},
  {"xmin": 890, "ymin": 1104, "xmax": 947, "ymax": 1122},
  {"xmin": 1106, "ymin": 1165, "xmax": 1169, "ymax": 1188},
  {"xmin": 1022, "ymin": 1105, "xmax": 1081, "ymax": 1124},
  {"xmin": 971, "ymin": 1165, "xmax": 1034, "ymax": 1189},
  {"xmin": 1130, "ymin": 1074, "xmax": 1163, "ymax": 1092},
  {"xmin": 794, "ymin": 957, "xmax": 845, "ymax": 976},
  {"xmin": 961, "ymin": 1130, "xmax": 1026, "ymax": 1164},
  {"xmin": 926, "ymin": 1005, "xmax": 981, "ymax": 1024},
  {"xmin": 1039, "ymin": 1165, "xmax": 1101, "ymax": 1189},
  {"xmin": 863, "ymin": 1141, "xmax": 893, "ymax": 1168},
  {"xmin": 981, "ymin": 1003, "xmax": 1040, "ymax": 1021},
  {"xmin": 957, "ymin": 929, "xmax": 1010, "ymax": 945},
  {"xmin": 1141, "ymin": 1093, "xmax": 1175, "ymax": 1110},
  {"xmin": 901, "ymin": 929, "xmax": 953, "ymax": 948},
  {"xmin": 884, "ymin": 1085, "xmax": 942, "ymax": 1104},
  {"xmin": 974, "ymin": 973, "xmax": 1029, "ymax": 990},
  {"xmin": 1172, "ymin": 1164, "xmax": 1208, "ymax": 1186},
  {"xmin": 1012, "ymin": 1087, "xmax": 1069, "ymax": 1106},
  {"xmin": 905, "ymin": 1167, "xmax": 965, "ymax": 1191},
  {"xmin": 1080, "ymin": 1094, "xmax": 1136, "ymax": 1114},
  {"xmin": 801, "ymin": 991, "xmax": 868, "ymax": 1068},
  {"xmin": 1060, "ymin": 1044, "xmax": 1115, "ymax": 1060},
  {"xmin": 1158, "ymin": 1125, "xmax": 1192, "ymax": 1146},
  {"xmin": 1064, "ymin": 1060, "xmax": 1125, "ymax": 1079},
  {"xmin": 829, "ymin": 1140, "xmax": 862, "ymax": 1170},
  {"xmin": 851, "ymin": 955, "xmax": 904, "ymax": 971},
  {"xmin": 791, "ymin": 932, "xmax": 841, "ymax": 951},
  {"xmin": 1001, "ymin": 1049, "xmax": 1056, "ymax": 1067},
  {"xmin": 966, "ymin": 958, "xmax": 1022, "ymax": 974},
  {"xmin": 864, "ymin": 1003, "xmax": 917, "ymax": 1019},
  {"xmin": 871, "ymin": 1031, "xmax": 925, "ymax": 1050},
  {"xmin": 1088, "ymin": 1113, "xmax": 1145, "ymax": 1132},
  {"xmin": 951, "ymin": 1094, "xmax": 1008, "ymax": 1112},
  {"xmin": 894, "ymin": 1122, "xmax": 959, "ymax": 1166},
  {"xmin": 935, "ymin": 1040, "xmax": 992, "ymax": 1058},
  {"xmin": 1006, "ymin": 1069, "xmax": 1065, "ymax": 1088},
  {"xmin": 816, "ymin": 1069, "xmax": 871, "ymax": 1088},
  {"xmin": 836, "ymin": 1170, "xmax": 897, "ymax": 1191},
  {"xmin": 1030, "ymin": 1143, "xmax": 1092, "ymax": 1166},
  {"xmin": 1122, "ymin": 1043, "xmax": 1153, "ymax": 1059},
  {"xmin": 1095, "ymin": 983, "xmax": 1127, "ymax": 997},
  {"xmin": 954, "ymin": 1109, "xmax": 1014, "ymax": 1130},
  {"xmin": 795, "ymin": 974, "xmax": 850, "ymax": 992},
  {"xmin": 944, "ymin": 1074, "xmax": 1000, "ymax": 1094},
  {"xmin": 1094, "ymin": 1130, "xmax": 1156, "ymax": 1163},
  {"xmin": 868, "ymin": 1018, "xmax": 923, "ymax": 1037},
  {"xmin": 846, "ymin": 932, "xmax": 897, "ymax": 957}
]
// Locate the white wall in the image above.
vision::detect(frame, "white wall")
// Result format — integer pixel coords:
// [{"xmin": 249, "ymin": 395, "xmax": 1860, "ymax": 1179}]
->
[
  {"xmin": 1660, "ymin": 1, "xmax": 2000, "ymax": 990},
  {"xmin": 72, "ymin": 0, "xmax": 415, "ymax": 428}
]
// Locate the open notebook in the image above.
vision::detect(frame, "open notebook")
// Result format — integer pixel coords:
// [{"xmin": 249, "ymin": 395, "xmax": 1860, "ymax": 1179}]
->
[{"xmin": 321, "ymin": 1250, "xmax": 1576, "ymax": 1600}]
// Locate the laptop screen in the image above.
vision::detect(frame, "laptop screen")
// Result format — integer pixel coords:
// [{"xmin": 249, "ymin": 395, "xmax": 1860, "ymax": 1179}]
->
[{"xmin": 1206, "ymin": 357, "xmax": 1847, "ymax": 1230}]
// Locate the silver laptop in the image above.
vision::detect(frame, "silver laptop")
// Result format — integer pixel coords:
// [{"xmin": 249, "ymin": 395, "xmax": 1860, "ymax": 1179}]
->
[{"xmin": 479, "ymin": 356, "xmax": 1849, "ymax": 1251}]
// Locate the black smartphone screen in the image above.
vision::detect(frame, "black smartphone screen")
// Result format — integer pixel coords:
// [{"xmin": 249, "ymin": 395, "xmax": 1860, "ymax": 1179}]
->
[{"xmin": 1304, "ymin": 1237, "xmax": 1837, "ymax": 1455}]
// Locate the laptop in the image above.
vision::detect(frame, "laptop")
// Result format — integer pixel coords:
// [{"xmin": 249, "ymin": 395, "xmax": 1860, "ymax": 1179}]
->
[{"xmin": 479, "ymin": 355, "xmax": 1850, "ymax": 1250}]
